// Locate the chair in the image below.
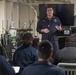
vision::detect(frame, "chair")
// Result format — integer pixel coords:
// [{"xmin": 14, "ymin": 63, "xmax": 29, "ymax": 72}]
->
[{"xmin": 58, "ymin": 63, "xmax": 76, "ymax": 75}]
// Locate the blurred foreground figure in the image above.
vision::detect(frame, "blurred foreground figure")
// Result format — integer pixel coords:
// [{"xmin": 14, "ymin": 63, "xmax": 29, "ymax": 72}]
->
[{"xmin": 0, "ymin": 55, "xmax": 15, "ymax": 75}]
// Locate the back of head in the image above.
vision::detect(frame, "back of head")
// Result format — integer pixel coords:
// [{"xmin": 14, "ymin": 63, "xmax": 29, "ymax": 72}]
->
[
  {"xmin": 22, "ymin": 32, "xmax": 33, "ymax": 45},
  {"xmin": 32, "ymin": 36, "xmax": 39, "ymax": 45},
  {"xmin": 65, "ymin": 33, "xmax": 76, "ymax": 47},
  {"xmin": 38, "ymin": 40, "xmax": 53, "ymax": 60}
]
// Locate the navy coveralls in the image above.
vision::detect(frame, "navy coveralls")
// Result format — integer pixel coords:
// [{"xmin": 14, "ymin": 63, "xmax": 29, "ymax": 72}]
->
[
  {"xmin": 37, "ymin": 16, "xmax": 62, "ymax": 57},
  {"xmin": 0, "ymin": 55, "xmax": 15, "ymax": 75},
  {"xmin": 21, "ymin": 61, "xmax": 65, "ymax": 75},
  {"xmin": 13, "ymin": 44, "xmax": 38, "ymax": 75}
]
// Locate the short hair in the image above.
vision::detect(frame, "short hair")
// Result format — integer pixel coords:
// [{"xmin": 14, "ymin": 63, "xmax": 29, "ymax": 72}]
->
[
  {"xmin": 38, "ymin": 40, "xmax": 53, "ymax": 60},
  {"xmin": 22, "ymin": 32, "xmax": 33, "ymax": 45},
  {"xmin": 65, "ymin": 33, "xmax": 76, "ymax": 43},
  {"xmin": 33, "ymin": 36, "xmax": 39, "ymax": 45}
]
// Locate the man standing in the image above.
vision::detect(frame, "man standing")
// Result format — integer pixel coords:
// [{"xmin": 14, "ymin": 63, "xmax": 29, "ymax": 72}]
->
[
  {"xmin": 37, "ymin": 6, "xmax": 62, "ymax": 57},
  {"xmin": 21, "ymin": 40, "xmax": 65, "ymax": 75}
]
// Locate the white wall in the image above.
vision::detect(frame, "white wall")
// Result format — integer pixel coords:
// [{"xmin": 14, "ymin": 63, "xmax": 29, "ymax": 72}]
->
[
  {"xmin": 6, "ymin": 1, "xmax": 13, "ymax": 30},
  {"xmin": 19, "ymin": 4, "xmax": 36, "ymax": 35},
  {"xmin": 13, "ymin": 2, "xmax": 19, "ymax": 28},
  {"xmin": 0, "ymin": 0, "xmax": 6, "ymax": 33}
]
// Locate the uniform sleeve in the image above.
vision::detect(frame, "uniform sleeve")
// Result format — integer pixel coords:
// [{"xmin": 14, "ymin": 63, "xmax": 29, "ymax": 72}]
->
[
  {"xmin": 36, "ymin": 19, "xmax": 43, "ymax": 34},
  {"xmin": 57, "ymin": 17, "xmax": 62, "ymax": 26},
  {"xmin": 0, "ymin": 56, "xmax": 15, "ymax": 75}
]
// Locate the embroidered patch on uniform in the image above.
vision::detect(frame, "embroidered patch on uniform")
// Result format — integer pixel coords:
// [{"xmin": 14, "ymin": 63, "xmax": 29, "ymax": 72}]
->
[{"xmin": 54, "ymin": 19, "xmax": 57, "ymax": 22}]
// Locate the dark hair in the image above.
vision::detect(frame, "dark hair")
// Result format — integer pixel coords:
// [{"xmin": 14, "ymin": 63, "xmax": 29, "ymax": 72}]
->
[
  {"xmin": 38, "ymin": 40, "xmax": 53, "ymax": 60},
  {"xmin": 66, "ymin": 33, "xmax": 76, "ymax": 43},
  {"xmin": 33, "ymin": 36, "xmax": 39, "ymax": 45},
  {"xmin": 65, "ymin": 33, "xmax": 76, "ymax": 46},
  {"xmin": 22, "ymin": 32, "xmax": 33, "ymax": 45},
  {"xmin": 46, "ymin": 6, "xmax": 55, "ymax": 16}
]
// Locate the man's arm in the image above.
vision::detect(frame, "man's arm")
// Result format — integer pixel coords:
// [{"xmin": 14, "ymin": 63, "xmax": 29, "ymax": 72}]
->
[
  {"xmin": 36, "ymin": 19, "xmax": 43, "ymax": 34},
  {"xmin": 36, "ymin": 19, "xmax": 50, "ymax": 34},
  {"xmin": 55, "ymin": 25, "xmax": 62, "ymax": 31},
  {"xmin": 55, "ymin": 17, "xmax": 62, "ymax": 31}
]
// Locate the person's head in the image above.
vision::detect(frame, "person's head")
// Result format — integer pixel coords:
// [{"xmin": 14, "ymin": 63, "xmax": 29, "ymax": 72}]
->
[
  {"xmin": 38, "ymin": 40, "xmax": 53, "ymax": 61},
  {"xmin": 22, "ymin": 32, "xmax": 33, "ymax": 46},
  {"xmin": 32, "ymin": 36, "xmax": 39, "ymax": 45},
  {"xmin": 65, "ymin": 33, "xmax": 76, "ymax": 47},
  {"xmin": 46, "ymin": 6, "xmax": 54, "ymax": 19}
]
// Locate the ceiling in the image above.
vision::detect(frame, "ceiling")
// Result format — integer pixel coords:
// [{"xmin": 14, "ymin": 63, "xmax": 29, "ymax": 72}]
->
[{"xmin": 6, "ymin": 0, "xmax": 71, "ymax": 3}]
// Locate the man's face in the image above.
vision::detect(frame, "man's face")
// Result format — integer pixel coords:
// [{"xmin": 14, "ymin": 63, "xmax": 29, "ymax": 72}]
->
[{"xmin": 46, "ymin": 8, "xmax": 54, "ymax": 17}]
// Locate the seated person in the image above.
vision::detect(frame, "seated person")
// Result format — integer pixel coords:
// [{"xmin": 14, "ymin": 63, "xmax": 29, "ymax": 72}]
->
[
  {"xmin": 21, "ymin": 40, "xmax": 65, "ymax": 75},
  {"xmin": 13, "ymin": 32, "xmax": 38, "ymax": 75},
  {"xmin": 32, "ymin": 36, "xmax": 39, "ymax": 49},
  {"xmin": 54, "ymin": 33, "xmax": 76, "ymax": 65},
  {"xmin": 0, "ymin": 55, "xmax": 15, "ymax": 75}
]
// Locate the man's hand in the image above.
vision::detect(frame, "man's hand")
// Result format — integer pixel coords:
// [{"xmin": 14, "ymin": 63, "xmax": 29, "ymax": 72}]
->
[
  {"xmin": 55, "ymin": 25, "xmax": 62, "ymax": 31},
  {"xmin": 41, "ymin": 28, "xmax": 50, "ymax": 33}
]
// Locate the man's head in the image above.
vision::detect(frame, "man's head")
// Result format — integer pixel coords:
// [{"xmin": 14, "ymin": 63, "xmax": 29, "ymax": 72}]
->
[
  {"xmin": 65, "ymin": 33, "xmax": 76, "ymax": 46},
  {"xmin": 38, "ymin": 40, "xmax": 53, "ymax": 60},
  {"xmin": 22, "ymin": 32, "xmax": 33, "ymax": 45},
  {"xmin": 46, "ymin": 6, "xmax": 54, "ymax": 19}
]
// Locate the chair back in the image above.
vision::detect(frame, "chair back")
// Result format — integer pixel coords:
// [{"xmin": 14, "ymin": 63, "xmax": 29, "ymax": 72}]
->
[{"xmin": 58, "ymin": 63, "xmax": 76, "ymax": 75}]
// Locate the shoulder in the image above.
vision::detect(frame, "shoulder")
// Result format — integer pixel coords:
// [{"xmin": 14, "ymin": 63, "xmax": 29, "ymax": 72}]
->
[
  {"xmin": 48, "ymin": 65, "xmax": 65, "ymax": 75},
  {"xmin": 29, "ymin": 46, "xmax": 37, "ymax": 50},
  {"xmin": 0, "ymin": 55, "xmax": 9, "ymax": 65},
  {"xmin": 0, "ymin": 55, "xmax": 6, "ymax": 61},
  {"xmin": 14, "ymin": 45, "xmax": 25, "ymax": 53},
  {"xmin": 53, "ymin": 16, "xmax": 60, "ymax": 21},
  {"xmin": 17, "ymin": 45, "xmax": 24, "ymax": 50},
  {"xmin": 50, "ymin": 64, "xmax": 62, "ymax": 70},
  {"xmin": 38, "ymin": 17, "xmax": 47, "ymax": 22},
  {"xmin": 53, "ymin": 16, "xmax": 60, "ymax": 20},
  {"xmin": 22, "ymin": 65, "xmax": 34, "ymax": 73},
  {"xmin": 28, "ymin": 46, "xmax": 37, "ymax": 53}
]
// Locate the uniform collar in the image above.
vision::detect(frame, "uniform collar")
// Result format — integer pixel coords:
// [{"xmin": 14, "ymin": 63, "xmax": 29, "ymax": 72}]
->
[
  {"xmin": 45, "ymin": 16, "xmax": 55, "ymax": 20},
  {"xmin": 65, "ymin": 42, "xmax": 76, "ymax": 47},
  {"xmin": 34, "ymin": 61, "xmax": 52, "ymax": 65}
]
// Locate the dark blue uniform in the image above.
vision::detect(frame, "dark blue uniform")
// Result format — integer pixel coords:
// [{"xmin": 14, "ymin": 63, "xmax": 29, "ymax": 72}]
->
[
  {"xmin": 13, "ymin": 44, "xmax": 38, "ymax": 75},
  {"xmin": 37, "ymin": 16, "xmax": 62, "ymax": 57},
  {"xmin": 0, "ymin": 55, "xmax": 15, "ymax": 75},
  {"xmin": 21, "ymin": 61, "xmax": 65, "ymax": 75}
]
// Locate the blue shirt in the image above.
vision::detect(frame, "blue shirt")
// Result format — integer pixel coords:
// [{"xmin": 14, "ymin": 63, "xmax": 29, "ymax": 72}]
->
[
  {"xmin": 0, "ymin": 55, "xmax": 15, "ymax": 75},
  {"xmin": 37, "ymin": 16, "xmax": 62, "ymax": 41},
  {"xmin": 21, "ymin": 61, "xmax": 65, "ymax": 75}
]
